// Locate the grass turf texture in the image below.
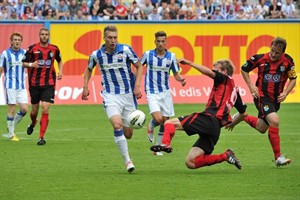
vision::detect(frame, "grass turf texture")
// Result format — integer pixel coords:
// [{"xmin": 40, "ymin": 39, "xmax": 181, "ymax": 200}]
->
[{"xmin": 0, "ymin": 104, "xmax": 299, "ymax": 200}]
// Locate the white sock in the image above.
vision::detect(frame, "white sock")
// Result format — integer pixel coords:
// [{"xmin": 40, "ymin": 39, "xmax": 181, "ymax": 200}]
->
[
  {"xmin": 7, "ymin": 117, "xmax": 14, "ymax": 138},
  {"xmin": 14, "ymin": 111, "xmax": 26, "ymax": 126},
  {"xmin": 114, "ymin": 134, "xmax": 131, "ymax": 164},
  {"xmin": 156, "ymin": 132, "xmax": 164, "ymax": 145}
]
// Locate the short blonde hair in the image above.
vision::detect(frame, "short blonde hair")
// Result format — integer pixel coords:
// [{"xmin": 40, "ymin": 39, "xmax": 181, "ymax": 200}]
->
[
  {"xmin": 39, "ymin": 28, "xmax": 50, "ymax": 35},
  {"xmin": 213, "ymin": 59, "xmax": 235, "ymax": 76},
  {"xmin": 271, "ymin": 37, "xmax": 287, "ymax": 52},
  {"xmin": 104, "ymin": 25, "xmax": 118, "ymax": 37}
]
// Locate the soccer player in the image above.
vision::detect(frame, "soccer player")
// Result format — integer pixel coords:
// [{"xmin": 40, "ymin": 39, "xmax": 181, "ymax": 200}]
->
[
  {"xmin": 150, "ymin": 59, "xmax": 246, "ymax": 170},
  {"xmin": 228, "ymin": 37, "xmax": 297, "ymax": 167},
  {"xmin": 0, "ymin": 32, "xmax": 28, "ymax": 141},
  {"xmin": 141, "ymin": 31, "xmax": 186, "ymax": 155},
  {"xmin": 81, "ymin": 25, "xmax": 143, "ymax": 173},
  {"xmin": 22, "ymin": 28, "xmax": 63, "ymax": 145}
]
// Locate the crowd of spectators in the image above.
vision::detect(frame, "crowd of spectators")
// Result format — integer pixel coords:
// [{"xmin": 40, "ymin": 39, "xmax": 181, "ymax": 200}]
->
[{"xmin": 0, "ymin": 0, "xmax": 299, "ymax": 21}]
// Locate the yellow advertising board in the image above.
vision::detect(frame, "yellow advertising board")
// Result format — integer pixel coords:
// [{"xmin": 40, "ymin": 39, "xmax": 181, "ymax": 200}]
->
[
  {"xmin": 50, "ymin": 23, "xmax": 300, "ymax": 76},
  {"xmin": 48, "ymin": 23, "xmax": 299, "ymax": 103}
]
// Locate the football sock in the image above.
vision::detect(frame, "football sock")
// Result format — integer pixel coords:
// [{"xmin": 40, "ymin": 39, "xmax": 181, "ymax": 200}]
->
[
  {"xmin": 39, "ymin": 113, "xmax": 49, "ymax": 138},
  {"xmin": 156, "ymin": 132, "xmax": 163, "ymax": 145},
  {"xmin": 114, "ymin": 129, "xmax": 131, "ymax": 164},
  {"xmin": 162, "ymin": 123, "xmax": 175, "ymax": 146},
  {"xmin": 14, "ymin": 110, "xmax": 26, "ymax": 126},
  {"xmin": 149, "ymin": 119, "xmax": 160, "ymax": 130},
  {"xmin": 156, "ymin": 125, "xmax": 164, "ymax": 145},
  {"xmin": 194, "ymin": 154, "xmax": 227, "ymax": 168},
  {"xmin": 268, "ymin": 126, "xmax": 281, "ymax": 160},
  {"xmin": 30, "ymin": 111, "xmax": 38, "ymax": 126},
  {"xmin": 7, "ymin": 116, "xmax": 14, "ymax": 137},
  {"xmin": 244, "ymin": 115, "xmax": 258, "ymax": 129}
]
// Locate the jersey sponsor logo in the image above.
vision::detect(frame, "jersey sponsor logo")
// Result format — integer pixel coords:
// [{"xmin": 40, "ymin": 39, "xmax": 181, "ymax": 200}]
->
[
  {"xmin": 264, "ymin": 74, "xmax": 281, "ymax": 83},
  {"xmin": 149, "ymin": 65, "xmax": 169, "ymax": 72},
  {"xmin": 102, "ymin": 63, "xmax": 126, "ymax": 69},
  {"xmin": 38, "ymin": 59, "xmax": 52, "ymax": 67},
  {"xmin": 273, "ymin": 74, "xmax": 280, "ymax": 82},
  {"xmin": 9, "ymin": 61, "xmax": 23, "ymax": 67}
]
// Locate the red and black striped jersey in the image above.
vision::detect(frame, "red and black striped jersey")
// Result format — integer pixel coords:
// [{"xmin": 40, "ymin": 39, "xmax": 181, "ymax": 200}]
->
[
  {"xmin": 22, "ymin": 42, "xmax": 62, "ymax": 87},
  {"xmin": 241, "ymin": 53, "xmax": 296, "ymax": 103},
  {"xmin": 204, "ymin": 71, "xmax": 242, "ymax": 127}
]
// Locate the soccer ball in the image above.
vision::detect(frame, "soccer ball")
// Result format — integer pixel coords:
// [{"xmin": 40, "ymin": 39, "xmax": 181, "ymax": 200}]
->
[{"xmin": 127, "ymin": 110, "xmax": 146, "ymax": 129}]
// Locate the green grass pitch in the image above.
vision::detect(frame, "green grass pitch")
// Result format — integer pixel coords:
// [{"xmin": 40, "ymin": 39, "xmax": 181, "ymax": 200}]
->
[{"xmin": 0, "ymin": 103, "xmax": 299, "ymax": 200}]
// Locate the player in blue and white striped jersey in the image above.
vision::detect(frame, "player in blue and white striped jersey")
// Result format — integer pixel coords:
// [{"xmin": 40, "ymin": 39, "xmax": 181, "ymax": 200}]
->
[
  {"xmin": 141, "ymin": 31, "xmax": 186, "ymax": 155},
  {"xmin": 0, "ymin": 32, "xmax": 28, "ymax": 141},
  {"xmin": 82, "ymin": 25, "xmax": 143, "ymax": 173}
]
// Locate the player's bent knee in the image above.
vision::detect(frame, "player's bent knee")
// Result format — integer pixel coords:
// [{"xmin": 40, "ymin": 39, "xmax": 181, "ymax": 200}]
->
[
  {"xmin": 123, "ymin": 128, "xmax": 133, "ymax": 139},
  {"xmin": 185, "ymin": 161, "xmax": 196, "ymax": 169},
  {"xmin": 124, "ymin": 133, "xmax": 133, "ymax": 139},
  {"xmin": 258, "ymin": 129, "xmax": 267, "ymax": 134},
  {"xmin": 22, "ymin": 109, "xmax": 28, "ymax": 114},
  {"xmin": 185, "ymin": 157, "xmax": 196, "ymax": 169}
]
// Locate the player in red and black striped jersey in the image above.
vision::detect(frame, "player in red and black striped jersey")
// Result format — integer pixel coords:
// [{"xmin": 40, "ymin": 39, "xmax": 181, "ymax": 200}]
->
[
  {"xmin": 151, "ymin": 59, "xmax": 247, "ymax": 170},
  {"xmin": 239, "ymin": 37, "xmax": 296, "ymax": 167},
  {"xmin": 22, "ymin": 28, "xmax": 63, "ymax": 145}
]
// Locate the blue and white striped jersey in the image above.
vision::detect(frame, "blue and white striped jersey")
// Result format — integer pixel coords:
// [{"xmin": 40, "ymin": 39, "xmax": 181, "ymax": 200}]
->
[
  {"xmin": 141, "ymin": 49, "xmax": 180, "ymax": 94},
  {"xmin": 88, "ymin": 44, "xmax": 139, "ymax": 95},
  {"xmin": 0, "ymin": 48, "xmax": 26, "ymax": 89}
]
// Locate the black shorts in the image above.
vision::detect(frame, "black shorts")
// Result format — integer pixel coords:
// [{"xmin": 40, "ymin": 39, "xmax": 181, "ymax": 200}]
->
[
  {"xmin": 179, "ymin": 112, "xmax": 221, "ymax": 155},
  {"xmin": 254, "ymin": 97, "xmax": 280, "ymax": 123},
  {"xmin": 29, "ymin": 85, "xmax": 55, "ymax": 104}
]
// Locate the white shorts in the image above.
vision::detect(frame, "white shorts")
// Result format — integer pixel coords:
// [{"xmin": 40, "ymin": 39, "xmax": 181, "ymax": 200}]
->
[
  {"xmin": 102, "ymin": 92, "xmax": 137, "ymax": 127},
  {"xmin": 6, "ymin": 89, "xmax": 28, "ymax": 104},
  {"xmin": 146, "ymin": 90, "xmax": 174, "ymax": 117}
]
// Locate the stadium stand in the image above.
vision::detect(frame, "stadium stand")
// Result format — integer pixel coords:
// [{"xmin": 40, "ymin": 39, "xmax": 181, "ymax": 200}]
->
[{"xmin": 0, "ymin": 0, "xmax": 299, "ymax": 20}]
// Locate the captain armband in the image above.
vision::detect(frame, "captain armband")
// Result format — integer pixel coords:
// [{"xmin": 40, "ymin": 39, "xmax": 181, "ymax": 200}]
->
[{"xmin": 287, "ymin": 69, "xmax": 297, "ymax": 79}]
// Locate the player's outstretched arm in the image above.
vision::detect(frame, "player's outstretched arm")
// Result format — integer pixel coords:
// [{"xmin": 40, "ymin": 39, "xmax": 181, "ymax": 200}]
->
[
  {"xmin": 178, "ymin": 58, "xmax": 215, "ymax": 79},
  {"xmin": 225, "ymin": 112, "xmax": 248, "ymax": 131}
]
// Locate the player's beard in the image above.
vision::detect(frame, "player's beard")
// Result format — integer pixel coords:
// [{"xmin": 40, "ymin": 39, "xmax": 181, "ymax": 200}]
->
[{"xmin": 40, "ymin": 37, "xmax": 49, "ymax": 45}]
